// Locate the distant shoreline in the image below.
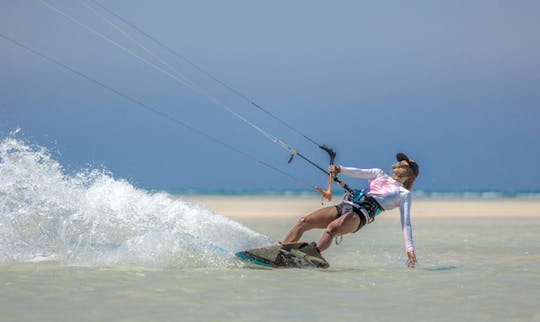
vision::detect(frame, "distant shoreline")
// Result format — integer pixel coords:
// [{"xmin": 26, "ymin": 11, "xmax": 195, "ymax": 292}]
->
[
  {"xmin": 177, "ymin": 195, "xmax": 540, "ymax": 219},
  {"xmin": 165, "ymin": 188, "xmax": 540, "ymax": 200}
]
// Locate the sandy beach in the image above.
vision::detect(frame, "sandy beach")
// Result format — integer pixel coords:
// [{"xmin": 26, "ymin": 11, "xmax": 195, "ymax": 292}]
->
[{"xmin": 180, "ymin": 195, "xmax": 540, "ymax": 219}]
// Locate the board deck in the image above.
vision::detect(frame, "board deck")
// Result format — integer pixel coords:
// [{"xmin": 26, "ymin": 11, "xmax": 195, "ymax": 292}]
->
[{"xmin": 235, "ymin": 242, "xmax": 329, "ymax": 269}]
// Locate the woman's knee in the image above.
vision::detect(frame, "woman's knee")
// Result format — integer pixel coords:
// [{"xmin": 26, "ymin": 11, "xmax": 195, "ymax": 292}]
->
[
  {"xmin": 293, "ymin": 216, "xmax": 310, "ymax": 231},
  {"xmin": 325, "ymin": 213, "xmax": 359, "ymax": 236},
  {"xmin": 294, "ymin": 207, "xmax": 337, "ymax": 232},
  {"xmin": 324, "ymin": 221, "xmax": 340, "ymax": 237}
]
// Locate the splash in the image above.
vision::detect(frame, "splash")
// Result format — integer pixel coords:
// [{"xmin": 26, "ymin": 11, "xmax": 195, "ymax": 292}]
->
[{"xmin": 0, "ymin": 131, "xmax": 273, "ymax": 268}]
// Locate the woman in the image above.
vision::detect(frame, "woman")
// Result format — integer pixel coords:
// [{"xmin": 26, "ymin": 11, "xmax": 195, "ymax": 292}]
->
[{"xmin": 282, "ymin": 153, "xmax": 419, "ymax": 268}]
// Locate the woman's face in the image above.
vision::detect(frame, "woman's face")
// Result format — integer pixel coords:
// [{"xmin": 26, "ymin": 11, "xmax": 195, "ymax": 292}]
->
[
  {"xmin": 392, "ymin": 160, "xmax": 416, "ymax": 190},
  {"xmin": 392, "ymin": 160, "xmax": 410, "ymax": 178}
]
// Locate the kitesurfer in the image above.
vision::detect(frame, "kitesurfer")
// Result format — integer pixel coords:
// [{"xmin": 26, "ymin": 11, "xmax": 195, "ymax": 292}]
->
[{"xmin": 282, "ymin": 153, "xmax": 419, "ymax": 268}]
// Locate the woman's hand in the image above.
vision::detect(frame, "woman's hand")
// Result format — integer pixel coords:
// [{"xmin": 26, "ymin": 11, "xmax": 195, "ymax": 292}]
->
[
  {"xmin": 406, "ymin": 251, "xmax": 416, "ymax": 268},
  {"xmin": 328, "ymin": 165, "xmax": 340, "ymax": 175}
]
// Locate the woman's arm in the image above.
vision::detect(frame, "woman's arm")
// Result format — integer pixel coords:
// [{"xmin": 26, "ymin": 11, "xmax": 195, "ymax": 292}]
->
[
  {"xmin": 338, "ymin": 166, "xmax": 384, "ymax": 180},
  {"xmin": 400, "ymin": 192, "xmax": 416, "ymax": 268}
]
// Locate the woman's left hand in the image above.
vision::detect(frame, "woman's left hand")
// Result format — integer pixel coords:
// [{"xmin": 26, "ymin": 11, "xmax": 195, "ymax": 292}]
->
[
  {"xmin": 328, "ymin": 165, "xmax": 340, "ymax": 175},
  {"xmin": 406, "ymin": 251, "xmax": 416, "ymax": 268}
]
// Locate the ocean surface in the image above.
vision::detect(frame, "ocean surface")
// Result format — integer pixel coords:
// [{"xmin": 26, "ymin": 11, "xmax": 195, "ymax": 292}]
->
[
  {"xmin": 1, "ymin": 137, "xmax": 539, "ymax": 321},
  {"xmin": 1, "ymin": 217, "xmax": 539, "ymax": 322}
]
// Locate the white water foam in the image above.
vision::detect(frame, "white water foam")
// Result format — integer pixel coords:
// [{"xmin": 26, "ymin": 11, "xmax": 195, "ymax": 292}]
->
[{"xmin": 0, "ymin": 131, "xmax": 273, "ymax": 268}]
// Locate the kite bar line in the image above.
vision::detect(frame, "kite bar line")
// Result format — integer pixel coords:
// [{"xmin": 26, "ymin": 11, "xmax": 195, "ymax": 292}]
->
[
  {"xmin": 6, "ymin": 1, "xmax": 359, "ymax": 199},
  {"xmin": 38, "ymin": 0, "xmax": 328, "ymax": 177},
  {"xmin": 0, "ymin": 32, "xmax": 316, "ymax": 192},
  {"xmin": 85, "ymin": 0, "xmax": 325, "ymax": 150}
]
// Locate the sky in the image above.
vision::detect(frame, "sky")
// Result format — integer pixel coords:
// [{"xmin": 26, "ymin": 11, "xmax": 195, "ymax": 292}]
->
[{"xmin": 1, "ymin": 0, "xmax": 540, "ymax": 192}]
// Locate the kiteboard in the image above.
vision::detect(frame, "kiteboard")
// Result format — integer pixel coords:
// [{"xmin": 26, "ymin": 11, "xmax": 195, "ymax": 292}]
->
[{"xmin": 235, "ymin": 242, "xmax": 329, "ymax": 269}]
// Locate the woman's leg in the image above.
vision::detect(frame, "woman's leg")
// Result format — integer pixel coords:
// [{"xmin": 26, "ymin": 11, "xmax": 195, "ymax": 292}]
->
[
  {"xmin": 317, "ymin": 212, "xmax": 360, "ymax": 252},
  {"xmin": 282, "ymin": 206, "xmax": 338, "ymax": 244}
]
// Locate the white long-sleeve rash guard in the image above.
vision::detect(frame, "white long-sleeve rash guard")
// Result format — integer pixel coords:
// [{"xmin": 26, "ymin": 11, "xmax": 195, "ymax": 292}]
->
[{"xmin": 339, "ymin": 166, "xmax": 414, "ymax": 253}]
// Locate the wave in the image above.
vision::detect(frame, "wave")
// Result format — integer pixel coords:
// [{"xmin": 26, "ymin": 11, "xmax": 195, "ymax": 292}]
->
[{"xmin": 0, "ymin": 131, "xmax": 273, "ymax": 268}]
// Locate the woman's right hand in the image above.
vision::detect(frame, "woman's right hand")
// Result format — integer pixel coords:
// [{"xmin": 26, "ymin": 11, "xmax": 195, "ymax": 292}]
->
[{"xmin": 406, "ymin": 251, "xmax": 417, "ymax": 268}]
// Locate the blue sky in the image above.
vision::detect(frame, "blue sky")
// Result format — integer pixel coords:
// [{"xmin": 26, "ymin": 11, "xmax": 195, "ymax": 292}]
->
[{"xmin": 1, "ymin": 1, "xmax": 539, "ymax": 191}]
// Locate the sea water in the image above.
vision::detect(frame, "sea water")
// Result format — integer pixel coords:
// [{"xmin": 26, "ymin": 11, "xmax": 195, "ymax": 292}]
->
[{"xmin": 1, "ymin": 136, "xmax": 539, "ymax": 321}]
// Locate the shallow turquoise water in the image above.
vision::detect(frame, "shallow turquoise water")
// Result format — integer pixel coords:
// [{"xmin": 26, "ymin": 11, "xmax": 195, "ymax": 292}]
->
[
  {"xmin": 1, "ymin": 216, "xmax": 539, "ymax": 322},
  {"xmin": 2, "ymin": 129, "xmax": 539, "ymax": 321}
]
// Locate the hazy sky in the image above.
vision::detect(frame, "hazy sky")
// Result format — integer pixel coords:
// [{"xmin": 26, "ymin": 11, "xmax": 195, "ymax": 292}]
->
[{"xmin": 2, "ymin": 0, "xmax": 539, "ymax": 191}]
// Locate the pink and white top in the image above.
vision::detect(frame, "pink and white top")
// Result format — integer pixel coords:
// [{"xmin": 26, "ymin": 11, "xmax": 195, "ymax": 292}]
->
[{"xmin": 339, "ymin": 166, "xmax": 414, "ymax": 252}]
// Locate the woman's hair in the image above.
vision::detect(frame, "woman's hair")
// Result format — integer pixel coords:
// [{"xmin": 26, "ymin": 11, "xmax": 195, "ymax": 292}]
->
[{"xmin": 392, "ymin": 161, "xmax": 417, "ymax": 190}]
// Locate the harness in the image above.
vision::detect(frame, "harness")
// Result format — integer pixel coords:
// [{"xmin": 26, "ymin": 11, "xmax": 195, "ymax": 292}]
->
[
  {"xmin": 333, "ymin": 189, "xmax": 384, "ymax": 246},
  {"xmin": 344, "ymin": 189, "xmax": 384, "ymax": 224}
]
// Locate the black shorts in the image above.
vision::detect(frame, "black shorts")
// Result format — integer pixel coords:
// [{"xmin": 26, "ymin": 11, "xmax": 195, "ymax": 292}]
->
[{"xmin": 335, "ymin": 202, "xmax": 367, "ymax": 233}]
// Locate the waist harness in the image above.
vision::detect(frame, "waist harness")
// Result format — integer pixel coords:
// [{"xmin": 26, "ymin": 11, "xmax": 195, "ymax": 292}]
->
[{"xmin": 345, "ymin": 189, "xmax": 384, "ymax": 223}]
